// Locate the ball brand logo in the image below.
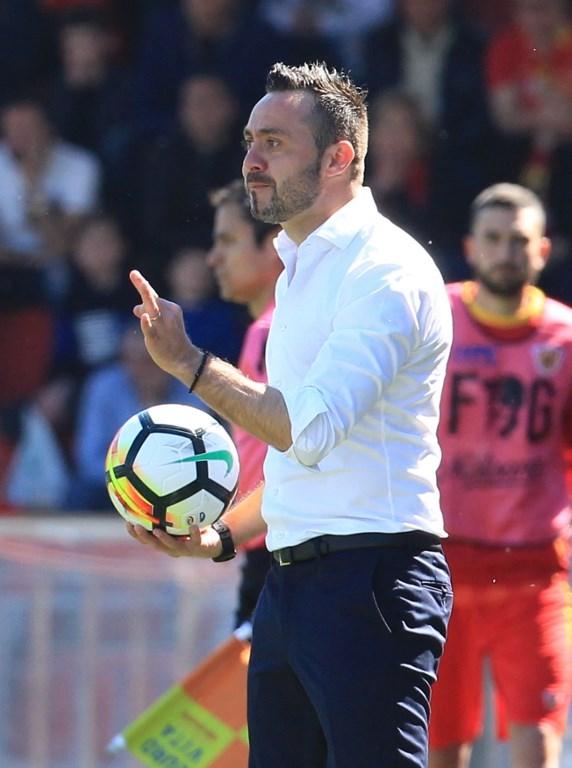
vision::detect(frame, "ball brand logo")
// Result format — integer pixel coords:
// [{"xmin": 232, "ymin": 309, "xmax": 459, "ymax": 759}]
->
[
  {"xmin": 169, "ymin": 450, "xmax": 235, "ymax": 476},
  {"xmin": 186, "ymin": 511, "xmax": 207, "ymax": 525}
]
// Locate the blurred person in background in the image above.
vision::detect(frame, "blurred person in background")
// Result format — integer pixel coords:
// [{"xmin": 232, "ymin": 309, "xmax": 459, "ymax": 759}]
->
[
  {"xmin": 47, "ymin": 7, "xmax": 136, "ymax": 212},
  {"xmin": 3, "ymin": 375, "xmax": 75, "ymax": 511},
  {"xmin": 429, "ymin": 183, "xmax": 572, "ymax": 768},
  {"xmin": 136, "ymin": 72, "xmax": 243, "ymax": 279},
  {"xmin": 55, "ymin": 214, "xmax": 134, "ymax": 382},
  {"xmin": 133, "ymin": 0, "xmax": 293, "ymax": 136},
  {"xmin": 67, "ymin": 322, "xmax": 197, "ymax": 512},
  {"xmin": 366, "ymin": 89, "xmax": 473, "ymax": 281},
  {"xmin": 0, "ymin": 1, "xmax": 54, "ymax": 101},
  {"xmin": 166, "ymin": 245, "xmax": 248, "ymax": 366},
  {"xmin": 206, "ymin": 179, "xmax": 282, "ymax": 628},
  {"xmin": 0, "ymin": 93, "xmax": 101, "ymax": 408},
  {"xmin": 255, "ymin": 0, "xmax": 387, "ymax": 72},
  {"xmin": 366, "ymin": 92, "xmax": 434, "ymax": 251},
  {"xmin": 459, "ymin": 0, "xmax": 513, "ymax": 34},
  {"xmin": 485, "ymin": 0, "xmax": 572, "ymax": 306},
  {"xmin": 362, "ymin": 0, "xmax": 492, "ymax": 248},
  {"xmin": 0, "ymin": 93, "xmax": 101, "ymax": 302},
  {"xmin": 486, "ymin": 0, "xmax": 572, "ymax": 170}
]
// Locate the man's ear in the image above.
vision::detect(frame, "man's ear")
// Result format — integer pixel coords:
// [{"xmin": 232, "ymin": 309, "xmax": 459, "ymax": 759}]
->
[
  {"xmin": 463, "ymin": 234, "xmax": 475, "ymax": 268},
  {"xmin": 323, "ymin": 140, "xmax": 355, "ymax": 178},
  {"xmin": 537, "ymin": 236, "xmax": 551, "ymax": 270}
]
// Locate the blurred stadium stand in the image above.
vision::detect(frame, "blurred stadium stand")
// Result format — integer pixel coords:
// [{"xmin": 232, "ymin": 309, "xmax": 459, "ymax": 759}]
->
[{"xmin": 0, "ymin": 515, "xmax": 239, "ymax": 767}]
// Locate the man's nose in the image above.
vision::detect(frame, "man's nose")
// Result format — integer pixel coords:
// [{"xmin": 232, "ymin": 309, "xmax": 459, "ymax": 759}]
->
[{"xmin": 243, "ymin": 145, "xmax": 267, "ymax": 173}]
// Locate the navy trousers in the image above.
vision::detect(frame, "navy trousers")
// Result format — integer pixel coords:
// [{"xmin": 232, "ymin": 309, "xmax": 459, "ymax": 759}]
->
[{"xmin": 247, "ymin": 542, "xmax": 452, "ymax": 767}]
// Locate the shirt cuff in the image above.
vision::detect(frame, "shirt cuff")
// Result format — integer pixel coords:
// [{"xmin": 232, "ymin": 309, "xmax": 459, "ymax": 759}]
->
[{"xmin": 281, "ymin": 385, "xmax": 329, "ymax": 470}]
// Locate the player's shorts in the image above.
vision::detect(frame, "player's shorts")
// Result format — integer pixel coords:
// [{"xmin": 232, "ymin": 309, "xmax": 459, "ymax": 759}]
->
[{"xmin": 429, "ymin": 538, "xmax": 572, "ymax": 749}]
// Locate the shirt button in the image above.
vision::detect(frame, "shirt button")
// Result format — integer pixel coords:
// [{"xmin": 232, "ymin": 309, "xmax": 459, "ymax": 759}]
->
[{"xmin": 280, "ymin": 324, "xmax": 287, "ymax": 331}]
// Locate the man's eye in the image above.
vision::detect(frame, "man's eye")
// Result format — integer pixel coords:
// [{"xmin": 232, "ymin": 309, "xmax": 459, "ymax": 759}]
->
[{"xmin": 241, "ymin": 138, "xmax": 252, "ymax": 150}]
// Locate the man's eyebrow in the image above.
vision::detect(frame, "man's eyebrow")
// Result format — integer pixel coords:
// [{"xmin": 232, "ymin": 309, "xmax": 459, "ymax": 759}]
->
[{"xmin": 243, "ymin": 127, "xmax": 290, "ymax": 138}]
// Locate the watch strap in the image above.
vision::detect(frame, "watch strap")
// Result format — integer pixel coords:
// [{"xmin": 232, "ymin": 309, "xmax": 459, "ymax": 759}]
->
[{"xmin": 212, "ymin": 519, "xmax": 236, "ymax": 562}]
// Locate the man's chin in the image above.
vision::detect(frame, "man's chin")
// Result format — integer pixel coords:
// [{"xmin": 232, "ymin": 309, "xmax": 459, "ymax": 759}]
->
[
  {"xmin": 485, "ymin": 283, "xmax": 526, "ymax": 298},
  {"xmin": 252, "ymin": 207, "xmax": 280, "ymax": 225}
]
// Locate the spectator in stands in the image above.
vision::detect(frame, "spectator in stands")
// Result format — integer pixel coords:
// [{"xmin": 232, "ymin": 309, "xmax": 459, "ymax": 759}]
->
[
  {"xmin": 366, "ymin": 92, "xmax": 435, "ymax": 251},
  {"xmin": 166, "ymin": 245, "xmax": 248, "ymax": 366},
  {"xmin": 48, "ymin": 7, "xmax": 136, "ymax": 206},
  {"xmin": 0, "ymin": 94, "xmax": 101, "ymax": 407},
  {"xmin": 55, "ymin": 215, "xmax": 134, "ymax": 381},
  {"xmin": 136, "ymin": 72, "xmax": 243, "ymax": 274},
  {"xmin": 459, "ymin": 0, "xmax": 513, "ymax": 34},
  {"xmin": 255, "ymin": 0, "xmax": 383, "ymax": 71},
  {"xmin": 485, "ymin": 2, "xmax": 572, "ymax": 218},
  {"xmin": 362, "ymin": 0, "xmax": 492, "ymax": 244},
  {"xmin": 362, "ymin": 0, "xmax": 488, "ymax": 132},
  {"xmin": 67, "ymin": 322, "xmax": 195, "ymax": 511},
  {"xmin": 0, "ymin": 94, "xmax": 101, "ymax": 301},
  {"xmin": 41, "ymin": 0, "xmax": 113, "ymax": 11},
  {"xmin": 40, "ymin": 0, "xmax": 144, "ymax": 63},
  {"xmin": 486, "ymin": 0, "xmax": 572, "ymax": 155},
  {"xmin": 133, "ymin": 0, "xmax": 292, "ymax": 136},
  {"xmin": 0, "ymin": 2, "xmax": 54, "ymax": 103},
  {"xmin": 485, "ymin": 0, "xmax": 572, "ymax": 306},
  {"xmin": 3, "ymin": 375, "xmax": 75, "ymax": 510}
]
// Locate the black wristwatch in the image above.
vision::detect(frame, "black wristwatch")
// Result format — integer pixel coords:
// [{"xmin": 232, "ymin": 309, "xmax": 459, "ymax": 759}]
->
[{"xmin": 212, "ymin": 519, "xmax": 237, "ymax": 562}]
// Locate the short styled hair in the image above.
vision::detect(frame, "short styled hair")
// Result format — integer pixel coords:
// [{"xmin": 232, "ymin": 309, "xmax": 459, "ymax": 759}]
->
[
  {"xmin": 265, "ymin": 61, "xmax": 368, "ymax": 182},
  {"xmin": 209, "ymin": 179, "xmax": 279, "ymax": 245},
  {"xmin": 470, "ymin": 183, "xmax": 546, "ymax": 233}
]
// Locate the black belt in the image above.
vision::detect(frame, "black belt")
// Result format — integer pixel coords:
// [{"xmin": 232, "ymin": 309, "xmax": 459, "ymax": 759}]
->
[{"xmin": 272, "ymin": 531, "xmax": 441, "ymax": 566}]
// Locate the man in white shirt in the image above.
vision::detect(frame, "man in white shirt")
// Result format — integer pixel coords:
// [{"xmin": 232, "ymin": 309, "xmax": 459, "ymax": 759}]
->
[
  {"xmin": 0, "ymin": 96, "xmax": 100, "ymax": 272},
  {"xmin": 128, "ymin": 61, "xmax": 453, "ymax": 768}
]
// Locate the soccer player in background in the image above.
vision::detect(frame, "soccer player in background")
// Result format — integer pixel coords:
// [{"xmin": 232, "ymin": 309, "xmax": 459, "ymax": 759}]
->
[
  {"xmin": 429, "ymin": 183, "xmax": 572, "ymax": 768},
  {"xmin": 207, "ymin": 179, "xmax": 282, "ymax": 628}
]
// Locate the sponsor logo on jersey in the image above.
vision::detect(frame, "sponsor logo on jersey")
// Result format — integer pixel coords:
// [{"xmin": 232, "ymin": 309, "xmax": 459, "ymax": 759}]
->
[{"xmin": 452, "ymin": 345, "xmax": 497, "ymax": 365}]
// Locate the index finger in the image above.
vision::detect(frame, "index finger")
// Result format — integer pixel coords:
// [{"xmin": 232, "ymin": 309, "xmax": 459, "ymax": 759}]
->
[{"xmin": 130, "ymin": 269, "xmax": 160, "ymax": 316}]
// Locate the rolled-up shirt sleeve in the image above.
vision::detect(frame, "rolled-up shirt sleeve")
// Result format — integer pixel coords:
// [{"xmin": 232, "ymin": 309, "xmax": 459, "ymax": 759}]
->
[{"xmin": 280, "ymin": 269, "xmax": 421, "ymax": 467}]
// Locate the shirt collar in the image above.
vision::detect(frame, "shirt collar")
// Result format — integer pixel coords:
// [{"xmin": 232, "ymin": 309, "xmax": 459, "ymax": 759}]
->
[{"xmin": 274, "ymin": 186, "xmax": 378, "ymax": 270}]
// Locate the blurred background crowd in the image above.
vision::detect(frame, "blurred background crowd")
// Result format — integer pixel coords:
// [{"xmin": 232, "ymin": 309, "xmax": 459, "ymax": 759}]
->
[{"xmin": 1, "ymin": 0, "xmax": 572, "ymax": 513}]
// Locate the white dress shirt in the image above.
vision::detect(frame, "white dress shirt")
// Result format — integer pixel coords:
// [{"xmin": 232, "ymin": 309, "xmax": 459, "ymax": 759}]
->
[{"xmin": 262, "ymin": 187, "xmax": 452, "ymax": 550}]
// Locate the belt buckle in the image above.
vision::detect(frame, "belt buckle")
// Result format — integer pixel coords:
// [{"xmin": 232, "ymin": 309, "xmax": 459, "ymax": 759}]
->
[{"xmin": 277, "ymin": 548, "xmax": 292, "ymax": 566}]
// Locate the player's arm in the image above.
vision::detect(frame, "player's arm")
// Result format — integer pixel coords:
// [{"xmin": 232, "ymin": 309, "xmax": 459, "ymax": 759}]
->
[
  {"xmin": 126, "ymin": 484, "xmax": 266, "ymax": 559},
  {"xmin": 130, "ymin": 270, "xmax": 292, "ymax": 452}
]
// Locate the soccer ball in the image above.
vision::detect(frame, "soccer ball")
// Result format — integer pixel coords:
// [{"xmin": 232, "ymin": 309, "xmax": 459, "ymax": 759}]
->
[{"xmin": 105, "ymin": 404, "xmax": 240, "ymax": 535}]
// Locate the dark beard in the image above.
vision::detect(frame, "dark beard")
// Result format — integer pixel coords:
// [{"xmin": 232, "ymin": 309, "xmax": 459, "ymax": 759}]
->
[
  {"xmin": 476, "ymin": 270, "xmax": 528, "ymax": 298},
  {"xmin": 249, "ymin": 159, "xmax": 322, "ymax": 224}
]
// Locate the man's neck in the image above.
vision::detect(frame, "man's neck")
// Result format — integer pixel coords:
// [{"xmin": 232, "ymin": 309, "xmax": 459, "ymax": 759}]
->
[
  {"xmin": 281, "ymin": 183, "xmax": 360, "ymax": 246},
  {"xmin": 473, "ymin": 283, "xmax": 526, "ymax": 317}
]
